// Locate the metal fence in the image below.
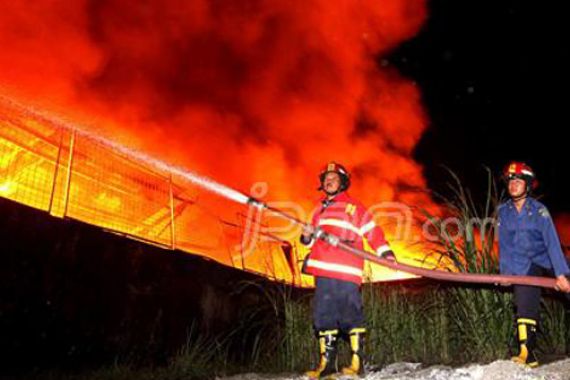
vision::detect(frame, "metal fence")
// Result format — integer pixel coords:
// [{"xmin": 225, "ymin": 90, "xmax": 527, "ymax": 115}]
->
[{"xmin": 0, "ymin": 98, "xmax": 308, "ymax": 287}]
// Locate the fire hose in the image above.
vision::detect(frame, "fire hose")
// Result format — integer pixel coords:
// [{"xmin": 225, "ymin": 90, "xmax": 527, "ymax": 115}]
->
[
  {"xmin": 247, "ymin": 198, "xmax": 559, "ymax": 290},
  {"xmin": 0, "ymin": 95, "xmax": 558, "ymax": 290}
]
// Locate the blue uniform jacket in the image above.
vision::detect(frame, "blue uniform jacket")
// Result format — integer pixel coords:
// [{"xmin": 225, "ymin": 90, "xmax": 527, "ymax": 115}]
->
[{"xmin": 498, "ymin": 197, "xmax": 569, "ymax": 277}]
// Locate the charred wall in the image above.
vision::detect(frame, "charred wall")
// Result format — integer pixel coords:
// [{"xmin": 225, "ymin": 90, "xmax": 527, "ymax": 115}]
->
[{"xmin": 0, "ymin": 197, "xmax": 294, "ymax": 373}]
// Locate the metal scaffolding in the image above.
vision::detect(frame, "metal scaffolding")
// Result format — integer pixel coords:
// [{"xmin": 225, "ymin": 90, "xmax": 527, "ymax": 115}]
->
[{"xmin": 0, "ymin": 98, "xmax": 307, "ymax": 286}]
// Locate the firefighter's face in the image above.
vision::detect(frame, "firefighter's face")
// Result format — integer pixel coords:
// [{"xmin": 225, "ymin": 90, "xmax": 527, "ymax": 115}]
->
[
  {"xmin": 323, "ymin": 172, "xmax": 341, "ymax": 194},
  {"xmin": 508, "ymin": 177, "xmax": 527, "ymax": 199}
]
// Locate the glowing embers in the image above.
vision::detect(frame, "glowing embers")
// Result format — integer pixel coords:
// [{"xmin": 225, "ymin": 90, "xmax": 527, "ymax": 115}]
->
[
  {"xmin": 0, "ymin": 180, "xmax": 15, "ymax": 195},
  {"xmin": 0, "ymin": 145, "xmax": 18, "ymax": 170},
  {"xmin": 0, "ymin": 98, "xmax": 432, "ymax": 287},
  {"xmin": 93, "ymin": 191, "xmax": 122, "ymax": 212},
  {"xmin": 0, "ymin": 131, "xmax": 57, "ymax": 211},
  {"xmin": 0, "ymin": 101, "xmax": 294, "ymax": 284}
]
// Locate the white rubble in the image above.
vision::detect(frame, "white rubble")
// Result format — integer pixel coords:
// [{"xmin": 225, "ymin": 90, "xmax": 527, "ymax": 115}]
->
[{"xmin": 217, "ymin": 358, "xmax": 570, "ymax": 380}]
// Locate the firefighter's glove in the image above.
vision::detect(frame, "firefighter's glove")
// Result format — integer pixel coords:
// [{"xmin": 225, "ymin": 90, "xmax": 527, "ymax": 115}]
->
[
  {"xmin": 380, "ymin": 250, "xmax": 397, "ymax": 262},
  {"xmin": 314, "ymin": 228, "xmax": 340, "ymax": 247},
  {"xmin": 323, "ymin": 233, "xmax": 340, "ymax": 247}
]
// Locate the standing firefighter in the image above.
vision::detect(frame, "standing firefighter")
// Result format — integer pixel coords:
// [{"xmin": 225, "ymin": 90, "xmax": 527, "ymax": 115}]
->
[
  {"xmin": 300, "ymin": 162, "xmax": 396, "ymax": 379},
  {"xmin": 498, "ymin": 161, "xmax": 570, "ymax": 368}
]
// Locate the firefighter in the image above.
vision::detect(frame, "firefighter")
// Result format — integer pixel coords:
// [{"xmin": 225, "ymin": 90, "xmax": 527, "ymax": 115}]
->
[
  {"xmin": 498, "ymin": 161, "xmax": 570, "ymax": 368},
  {"xmin": 300, "ymin": 162, "xmax": 396, "ymax": 379}
]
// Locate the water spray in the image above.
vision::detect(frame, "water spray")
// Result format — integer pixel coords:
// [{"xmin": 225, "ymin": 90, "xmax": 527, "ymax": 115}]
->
[
  {"xmin": 0, "ymin": 95, "xmax": 558, "ymax": 289},
  {"xmin": 0, "ymin": 95, "xmax": 251, "ymax": 205}
]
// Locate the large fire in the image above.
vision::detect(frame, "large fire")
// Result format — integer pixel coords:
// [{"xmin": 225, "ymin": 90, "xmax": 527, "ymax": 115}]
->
[
  {"xmin": 0, "ymin": 1, "xmax": 437, "ymax": 285},
  {"xmin": 555, "ymin": 214, "xmax": 570, "ymax": 255}
]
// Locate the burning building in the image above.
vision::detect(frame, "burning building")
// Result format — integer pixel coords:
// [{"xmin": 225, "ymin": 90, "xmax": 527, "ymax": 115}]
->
[{"xmin": 0, "ymin": 0, "xmax": 435, "ymax": 285}]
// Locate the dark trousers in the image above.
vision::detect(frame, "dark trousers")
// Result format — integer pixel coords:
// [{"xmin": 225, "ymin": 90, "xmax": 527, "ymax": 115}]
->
[
  {"xmin": 513, "ymin": 263, "xmax": 570, "ymax": 321},
  {"xmin": 513, "ymin": 264, "xmax": 546, "ymax": 320},
  {"xmin": 313, "ymin": 276, "xmax": 364, "ymax": 334}
]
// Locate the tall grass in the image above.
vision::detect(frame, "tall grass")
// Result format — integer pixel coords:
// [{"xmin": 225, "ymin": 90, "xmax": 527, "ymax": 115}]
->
[
  {"xmin": 540, "ymin": 296, "xmax": 569, "ymax": 356},
  {"xmin": 364, "ymin": 282, "xmax": 452, "ymax": 365},
  {"xmin": 167, "ymin": 323, "xmax": 231, "ymax": 379},
  {"xmin": 416, "ymin": 167, "xmax": 568, "ymax": 362},
  {"xmin": 419, "ymin": 167, "xmax": 501, "ymax": 273},
  {"xmin": 18, "ymin": 169, "xmax": 570, "ymax": 379},
  {"xmin": 20, "ymin": 286, "xmax": 569, "ymax": 380},
  {"xmin": 229, "ymin": 280, "xmax": 314, "ymax": 372}
]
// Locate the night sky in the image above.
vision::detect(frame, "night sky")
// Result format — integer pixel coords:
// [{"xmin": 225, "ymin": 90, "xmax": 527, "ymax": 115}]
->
[{"xmin": 391, "ymin": 0, "xmax": 569, "ymax": 212}]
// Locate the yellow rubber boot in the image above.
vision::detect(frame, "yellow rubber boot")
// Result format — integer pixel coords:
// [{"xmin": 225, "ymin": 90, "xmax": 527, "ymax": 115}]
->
[
  {"xmin": 511, "ymin": 318, "xmax": 539, "ymax": 368},
  {"xmin": 306, "ymin": 330, "xmax": 338, "ymax": 379},
  {"xmin": 341, "ymin": 328, "xmax": 366, "ymax": 377}
]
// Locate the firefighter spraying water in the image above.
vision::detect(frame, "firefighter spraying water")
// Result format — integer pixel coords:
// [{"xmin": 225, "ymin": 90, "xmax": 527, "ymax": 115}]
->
[
  {"xmin": 1, "ymin": 95, "xmax": 563, "ymax": 291},
  {"xmin": 300, "ymin": 162, "xmax": 397, "ymax": 379},
  {"xmin": 4, "ymin": 95, "xmax": 570, "ymax": 375}
]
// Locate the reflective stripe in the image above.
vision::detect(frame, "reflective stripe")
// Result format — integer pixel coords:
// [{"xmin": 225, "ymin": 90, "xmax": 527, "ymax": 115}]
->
[
  {"xmin": 318, "ymin": 218, "xmax": 376, "ymax": 237},
  {"xmin": 349, "ymin": 327, "xmax": 366, "ymax": 334},
  {"xmin": 359, "ymin": 221, "xmax": 376, "ymax": 235},
  {"xmin": 376, "ymin": 244, "xmax": 391, "ymax": 256},
  {"xmin": 517, "ymin": 318, "xmax": 537, "ymax": 326},
  {"xmin": 518, "ymin": 324, "xmax": 528, "ymax": 341},
  {"xmin": 350, "ymin": 334, "xmax": 360, "ymax": 355},
  {"xmin": 319, "ymin": 329, "xmax": 339, "ymax": 336},
  {"xmin": 318, "ymin": 218, "xmax": 361, "ymax": 235},
  {"xmin": 521, "ymin": 169, "xmax": 534, "ymax": 177},
  {"xmin": 306, "ymin": 259, "xmax": 363, "ymax": 277}
]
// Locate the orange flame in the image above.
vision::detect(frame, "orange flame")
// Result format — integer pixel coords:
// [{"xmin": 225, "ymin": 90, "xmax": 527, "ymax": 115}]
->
[
  {"xmin": 0, "ymin": 1, "xmax": 436, "ymax": 283},
  {"xmin": 555, "ymin": 214, "xmax": 570, "ymax": 255}
]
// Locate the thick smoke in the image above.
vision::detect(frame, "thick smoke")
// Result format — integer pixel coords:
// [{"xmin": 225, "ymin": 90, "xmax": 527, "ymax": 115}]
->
[{"xmin": 0, "ymin": 0, "xmax": 429, "ymax": 210}]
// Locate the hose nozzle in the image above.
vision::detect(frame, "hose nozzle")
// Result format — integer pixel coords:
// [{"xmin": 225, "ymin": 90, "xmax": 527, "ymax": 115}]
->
[
  {"xmin": 313, "ymin": 227, "xmax": 339, "ymax": 247},
  {"xmin": 247, "ymin": 197, "xmax": 266, "ymax": 210}
]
